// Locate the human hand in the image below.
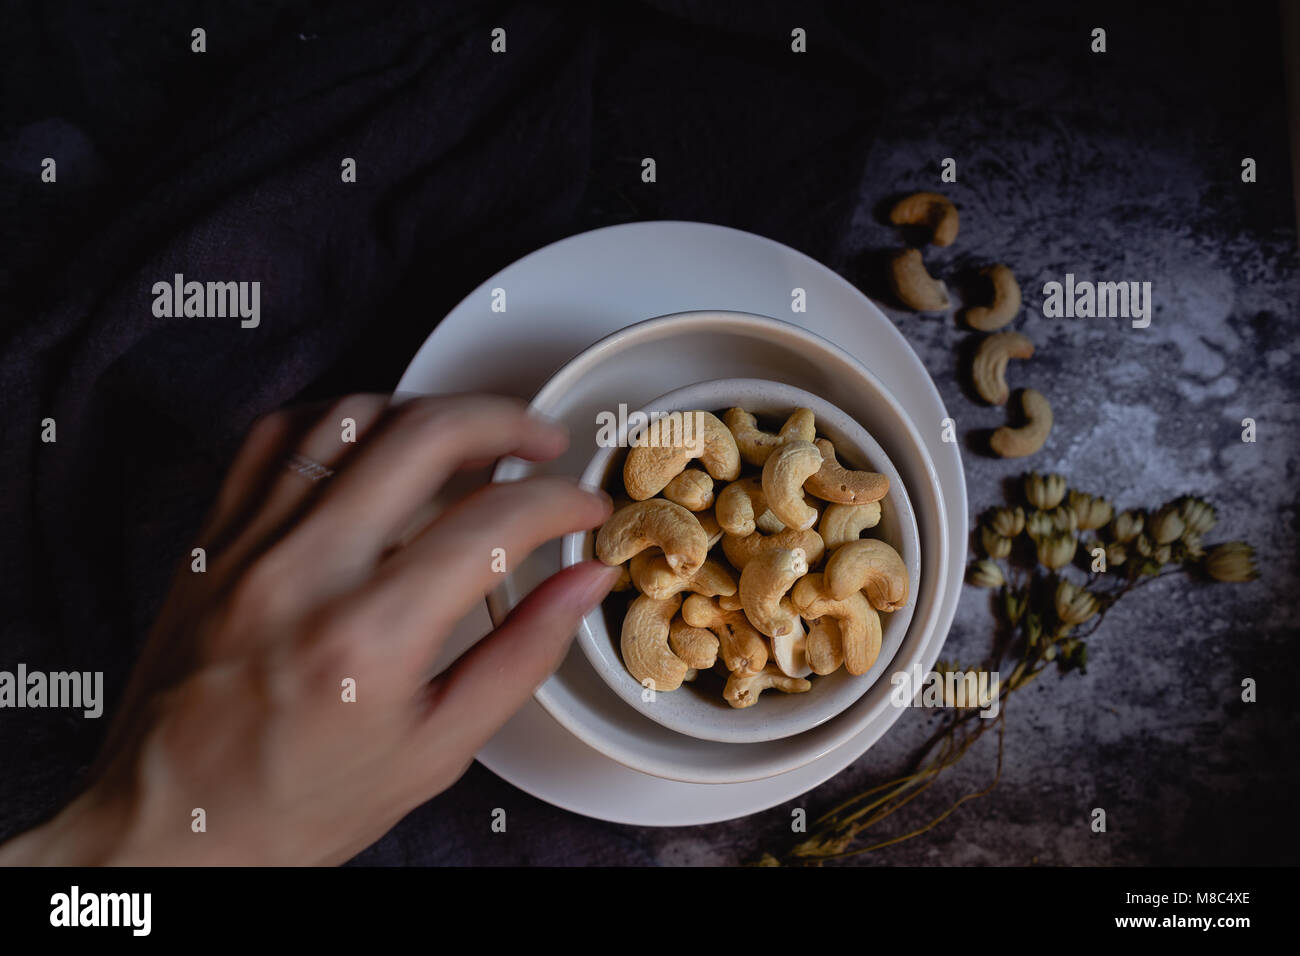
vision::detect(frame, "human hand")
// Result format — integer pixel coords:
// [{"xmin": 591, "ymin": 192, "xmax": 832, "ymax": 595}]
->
[{"xmin": 0, "ymin": 394, "xmax": 617, "ymax": 865}]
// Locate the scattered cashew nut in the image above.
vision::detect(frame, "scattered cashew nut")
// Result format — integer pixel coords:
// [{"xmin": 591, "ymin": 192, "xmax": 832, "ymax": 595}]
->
[
  {"xmin": 889, "ymin": 191, "xmax": 959, "ymax": 246},
  {"xmin": 792, "ymin": 573, "xmax": 883, "ymax": 676},
  {"xmin": 824, "ymin": 538, "xmax": 909, "ymax": 611},
  {"xmin": 964, "ymin": 264, "xmax": 1022, "ymax": 331},
  {"xmin": 629, "ymin": 552, "xmax": 737, "ymax": 600},
  {"xmin": 723, "ymin": 663, "xmax": 812, "ymax": 709},
  {"xmin": 972, "ymin": 331, "xmax": 1034, "ymax": 406},
  {"xmin": 623, "ymin": 410, "xmax": 741, "ymax": 500},
  {"xmin": 621, "ymin": 593, "xmax": 688, "ymax": 692},
  {"xmin": 990, "ymin": 388, "xmax": 1053, "ymax": 458},
  {"xmin": 889, "ymin": 248, "xmax": 950, "ymax": 312},
  {"xmin": 681, "ymin": 593, "xmax": 769, "ymax": 677},
  {"xmin": 761, "ymin": 440, "xmax": 823, "ymax": 530},
  {"xmin": 722, "ymin": 527, "xmax": 825, "ymax": 571},
  {"xmin": 660, "ymin": 468, "xmax": 714, "ymax": 511},
  {"xmin": 668, "ymin": 615, "xmax": 719, "ymax": 670},
  {"xmin": 819, "ymin": 502, "xmax": 882, "ymax": 551},
  {"xmin": 738, "ymin": 547, "xmax": 808, "ymax": 638},
  {"xmin": 724, "ymin": 407, "xmax": 816, "ymax": 467},
  {"xmin": 805, "ymin": 438, "xmax": 889, "ymax": 504}
]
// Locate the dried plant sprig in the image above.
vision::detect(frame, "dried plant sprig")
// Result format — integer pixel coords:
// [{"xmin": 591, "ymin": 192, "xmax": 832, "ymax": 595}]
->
[{"xmin": 756, "ymin": 478, "xmax": 1256, "ymax": 865}]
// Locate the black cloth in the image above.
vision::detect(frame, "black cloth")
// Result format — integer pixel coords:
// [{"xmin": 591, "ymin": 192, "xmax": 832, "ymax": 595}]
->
[{"xmin": 0, "ymin": 0, "xmax": 882, "ymax": 846}]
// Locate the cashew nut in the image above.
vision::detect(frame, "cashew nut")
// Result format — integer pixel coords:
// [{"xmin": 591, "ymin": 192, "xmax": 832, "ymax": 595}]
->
[
  {"xmin": 824, "ymin": 538, "xmax": 909, "ymax": 611},
  {"xmin": 621, "ymin": 593, "xmax": 688, "ymax": 692},
  {"xmin": 660, "ymin": 468, "xmax": 714, "ymax": 511},
  {"xmin": 717, "ymin": 477, "xmax": 775, "ymax": 536},
  {"xmin": 722, "ymin": 527, "xmax": 825, "ymax": 571},
  {"xmin": 623, "ymin": 410, "xmax": 741, "ymax": 500},
  {"xmin": 595, "ymin": 499, "xmax": 708, "ymax": 573},
  {"xmin": 629, "ymin": 552, "xmax": 737, "ymax": 600},
  {"xmin": 889, "ymin": 248, "xmax": 950, "ymax": 312},
  {"xmin": 611, "ymin": 563, "xmax": 633, "ymax": 592},
  {"xmin": 805, "ymin": 439, "xmax": 889, "ymax": 504},
  {"xmin": 681, "ymin": 593, "xmax": 768, "ymax": 677},
  {"xmin": 972, "ymin": 331, "xmax": 1034, "ymax": 406},
  {"xmin": 964, "ymin": 264, "xmax": 1021, "ymax": 331},
  {"xmin": 889, "ymin": 191, "xmax": 959, "ymax": 246},
  {"xmin": 723, "ymin": 663, "xmax": 812, "ymax": 709},
  {"xmin": 819, "ymin": 502, "xmax": 882, "ymax": 551},
  {"xmin": 718, "ymin": 591, "xmax": 744, "ymax": 612},
  {"xmin": 792, "ymin": 573, "xmax": 882, "ymax": 676},
  {"xmin": 668, "ymin": 615, "xmax": 719, "ymax": 670},
  {"xmin": 990, "ymin": 388, "xmax": 1053, "ymax": 458},
  {"xmin": 761, "ymin": 440, "xmax": 823, "ymax": 530},
  {"xmin": 769, "ymin": 610, "xmax": 811, "ymax": 678},
  {"xmin": 724, "ymin": 407, "xmax": 817, "ymax": 467},
  {"xmin": 738, "ymin": 547, "xmax": 809, "ymax": 638},
  {"xmin": 697, "ymin": 509, "xmax": 724, "ymax": 548},
  {"xmin": 805, "ymin": 617, "xmax": 843, "ymax": 675}
]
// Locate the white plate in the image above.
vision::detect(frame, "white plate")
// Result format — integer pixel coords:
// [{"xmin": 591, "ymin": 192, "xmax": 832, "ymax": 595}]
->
[{"xmin": 395, "ymin": 221, "xmax": 967, "ymax": 825}]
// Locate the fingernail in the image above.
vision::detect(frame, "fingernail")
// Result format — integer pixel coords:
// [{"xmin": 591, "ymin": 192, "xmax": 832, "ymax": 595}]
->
[
  {"xmin": 575, "ymin": 562, "xmax": 622, "ymax": 607},
  {"xmin": 527, "ymin": 408, "xmax": 569, "ymax": 437}
]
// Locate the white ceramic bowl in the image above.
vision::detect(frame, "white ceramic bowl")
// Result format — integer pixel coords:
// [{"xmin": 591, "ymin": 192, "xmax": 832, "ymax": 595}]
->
[
  {"xmin": 490, "ymin": 310, "xmax": 949, "ymax": 783},
  {"xmin": 564, "ymin": 379, "xmax": 921, "ymax": 743}
]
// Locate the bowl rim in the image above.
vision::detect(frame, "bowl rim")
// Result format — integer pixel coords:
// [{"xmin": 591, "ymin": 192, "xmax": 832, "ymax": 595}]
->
[
  {"xmin": 565, "ymin": 377, "xmax": 922, "ymax": 742},
  {"xmin": 490, "ymin": 309, "xmax": 950, "ymax": 783}
]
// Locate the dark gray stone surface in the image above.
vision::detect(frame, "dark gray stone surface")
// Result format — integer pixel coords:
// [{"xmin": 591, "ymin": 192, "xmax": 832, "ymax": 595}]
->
[{"xmin": 353, "ymin": 3, "xmax": 1300, "ymax": 866}]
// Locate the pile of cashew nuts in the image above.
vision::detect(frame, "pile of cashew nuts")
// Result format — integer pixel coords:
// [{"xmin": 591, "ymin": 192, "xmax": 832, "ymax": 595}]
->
[
  {"xmin": 886, "ymin": 191, "xmax": 1052, "ymax": 458},
  {"xmin": 594, "ymin": 406, "xmax": 909, "ymax": 710}
]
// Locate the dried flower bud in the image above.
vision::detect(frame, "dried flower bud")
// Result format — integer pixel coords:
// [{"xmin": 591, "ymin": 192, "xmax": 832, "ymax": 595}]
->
[
  {"xmin": 1204, "ymin": 542, "xmax": 1258, "ymax": 582},
  {"xmin": 1105, "ymin": 541, "xmax": 1127, "ymax": 567},
  {"xmin": 1048, "ymin": 505, "xmax": 1078, "ymax": 535},
  {"xmin": 1134, "ymin": 533, "xmax": 1154, "ymax": 558},
  {"xmin": 1069, "ymin": 490, "xmax": 1113, "ymax": 531},
  {"xmin": 1152, "ymin": 543, "xmax": 1172, "ymax": 565},
  {"xmin": 1055, "ymin": 579, "xmax": 1099, "ymax": 626},
  {"xmin": 1025, "ymin": 509, "xmax": 1055, "ymax": 541},
  {"xmin": 1025, "ymin": 471, "xmax": 1067, "ymax": 510},
  {"xmin": 1043, "ymin": 643, "xmax": 1058, "ymax": 661},
  {"xmin": 1037, "ymin": 532, "xmax": 1076, "ymax": 570},
  {"xmin": 1111, "ymin": 510, "xmax": 1144, "ymax": 543},
  {"xmin": 1176, "ymin": 495, "xmax": 1217, "ymax": 537},
  {"xmin": 981, "ymin": 526, "xmax": 1013, "ymax": 559},
  {"xmin": 1003, "ymin": 587, "xmax": 1027, "ymax": 625},
  {"xmin": 1024, "ymin": 612, "xmax": 1042, "ymax": 646},
  {"xmin": 1181, "ymin": 533, "xmax": 1205, "ymax": 559},
  {"xmin": 969, "ymin": 559, "xmax": 1005, "ymax": 588},
  {"xmin": 990, "ymin": 506, "xmax": 1025, "ymax": 538},
  {"xmin": 1150, "ymin": 504, "xmax": 1186, "ymax": 544}
]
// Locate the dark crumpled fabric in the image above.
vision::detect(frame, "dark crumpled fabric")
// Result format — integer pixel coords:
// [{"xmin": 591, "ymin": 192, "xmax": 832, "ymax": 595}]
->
[{"xmin": 0, "ymin": 0, "xmax": 882, "ymax": 852}]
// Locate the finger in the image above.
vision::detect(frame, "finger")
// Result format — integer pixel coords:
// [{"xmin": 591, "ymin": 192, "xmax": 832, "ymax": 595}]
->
[
  {"xmin": 198, "ymin": 404, "xmax": 324, "ymax": 550},
  {"xmin": 283, "ymin": 395, "xmax": 569, "ymax": 573},
  {"xmin": 209, "ymin": 394, "xmax": 391, "ymax": 582},
  {"xmin": 414, "ymin": 561, "xmax": 621, "ymax": 759},
  {"xmin": 362, "ymin": 475, "xmax": 611, "ymax": 673}
]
